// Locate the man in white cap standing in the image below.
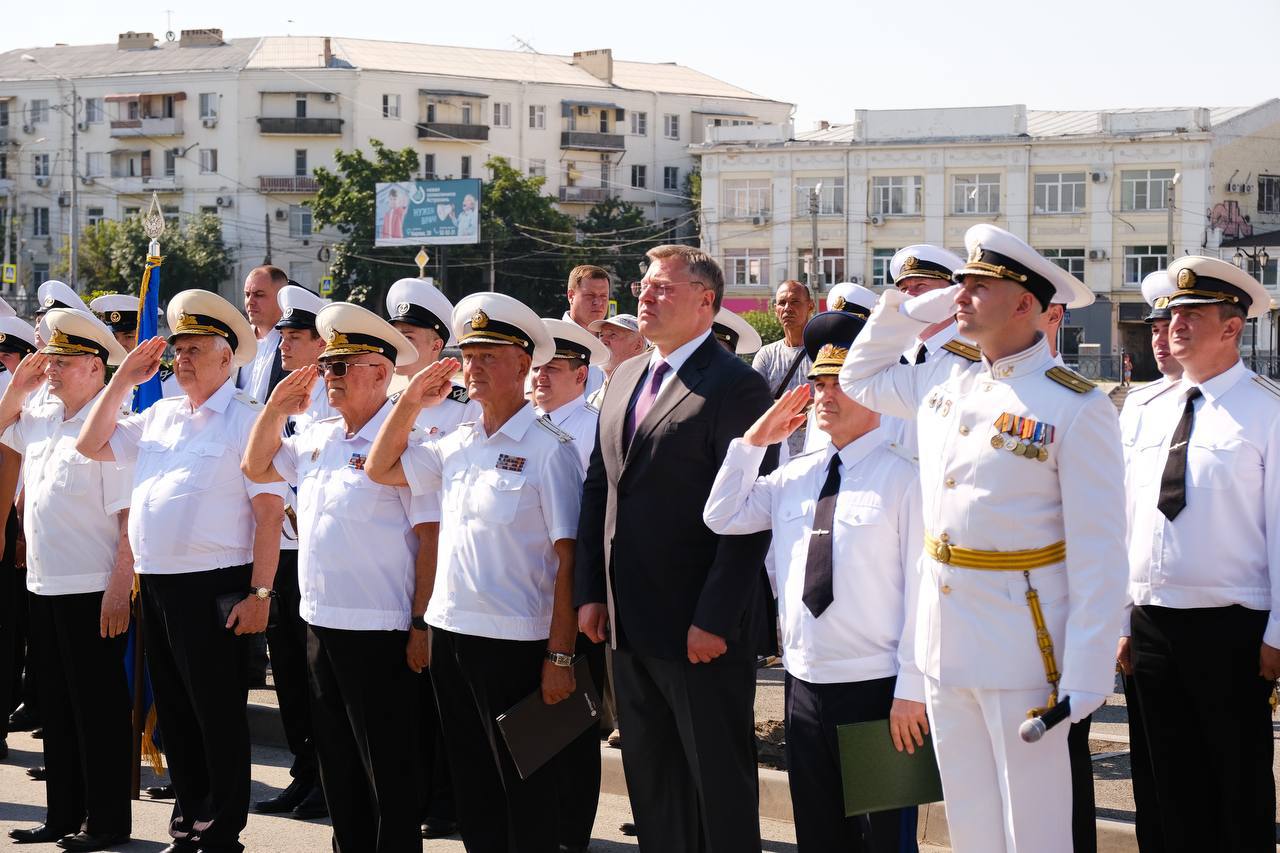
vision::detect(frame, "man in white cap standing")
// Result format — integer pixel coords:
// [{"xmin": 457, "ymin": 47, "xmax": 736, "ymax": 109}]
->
[
  {"xmin": 366, "ymin": 292, "xmax": 584, "ymax": 853},
  {"xmin": 385, "ymin": 277, "xmax": 478, "ymax": 439},
  {"xmin": 713, "ymin": 307, "xmax": 763, "ymax": 360},
  {"xmin": 1121, "ymin": 256, "xmax": 1278, "ymax": 851},
  {"xmin": 586, "ymin": 314, "xmax": 646, "ymax": 408},
  {"xmin": 76, "ymin": 289, "xmax": 287, "ymax": 853},
  {"xmin": 243, "ymin": 302, "xmax": 434, "ymax": 852},
  {"xmin": 840, "ymin": 224, "xmax": 1127, "ymax": 853}
]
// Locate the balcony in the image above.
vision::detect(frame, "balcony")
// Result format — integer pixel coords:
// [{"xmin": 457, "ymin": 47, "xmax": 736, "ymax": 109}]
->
[
  {"xmin": 416, "ymin": 122, "xmax": 489, "ymax": 142},
  {"xmin": 110, "ymin": 116, "xmax": 184, "ymax": 138},
  {"xmin": 558, "ymin": 186, "xmax": 616, "ymax": 204},
  {"xmin": 560, "ymin": 131, "xmax": 626, "ymax": 152},
  {"xmin": 259, "ymin": 175, "xmax": 319, "ymax": 194},
  {"xmin": 109, "ymin": 175, "xmax": 183, "ymax": 194},
  {"xmin": 257, "ymin": 117, "xmax": 344, "ymax": 135}
]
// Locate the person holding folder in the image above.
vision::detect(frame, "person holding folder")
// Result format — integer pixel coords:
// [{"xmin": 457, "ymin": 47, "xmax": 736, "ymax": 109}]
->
[{"xmin": 704, "ymin": 308, "xmax": 927, "ymax": 852}]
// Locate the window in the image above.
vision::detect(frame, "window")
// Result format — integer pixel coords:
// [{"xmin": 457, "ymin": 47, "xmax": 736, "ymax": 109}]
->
[
  {"xmin": 493, "ymin": 102, "xmax": 511, "ymax": 128},
  {"xmin": 0, "ymin": 101, "xmax": 7, "ymax": 127},
  {"xmin": 162, "ymin": 205, "xmax": 179, "ymax": 226},
  {"xmin": 797, "ymin": 248, "xmax": 845, "ymax": 286},
  {"xmin": 294, "ymin": 149, "xmax": 308, "ymax": 177},
  {"xmin": 528, "ymin": 159, "xmax": 546, "ymax": 178},
  {"xmin": 871, "ymin": 175, "xmax": 922, "ymax": 216},
  {"xmin": 199, "ymin": 205, "xmax": 218, "ymax": 217},
  {"xmin": 663, "ymin": 167, "xmax": 679, "ymax": 191},
  {"xmin": 1260, "ymin": 258, "xmax": 1278, "ymax": 287},
  {"xmin": 631, "ymin": 165, "xmax": 647, "ymax": 189},
  {"xmin": 289, "ymin": 204, "xmax": 312, "ymax": 238},
  {"xmin": 871, "ymin": 248, "xmax": 898, "ymax": 287},
  {"xmin": 126, "ymin": 101, "xmax": 139, "ymax": 121},
  {"xmin": 630, "ymin": 111, "xmax": 647, "ymax": 136},
  {"xmin": 724, "ymin": 250, "xmax": 770, "ymax": 288},
  {"xmin": 381, "ymin": 94, "xmax": 400, "ymax": 119},
  {"xmin": 1034, "ymin": 172, "xmax": 1086, "ymax": 214},
  {"xmin": 123, "ymin": 206, "xmax": 140, "ymax": 218},
  {"xmin": 1124, "ymin": 245, "xmax": 1168, "ymax": 284},
  {"xmin": 1121, "ymin": 169, "xmax": 1174, "ymax": 211},
  {"xmin": 86, "ymin": 207, "xmax": 105, "ymax": 226},
  {"xmin": 0, "ymin": 154, "xmax": 6, "ymax": 180},
  {"xmin": 460, "ymin": 156, "xmax": 471, "ymax": 179},
  {"xmin": 598, "ymin": 110, "xmax": 610, "ymax": 134},
  {"xmin": 199, "ymin": 93, "xmax": 218, "ymax": 120},
  {"xmin": 528, "ymin": 105, "xmax": 545, "ymax": 130},
  {"xmin": 952, "ymin": 173, "xmax": 1001, "ymax": 214},
  {"xmin": 1040, "ymin": 248, "xmax": 1086, "ymax": 278},
  {"xmin": 460, "ymin": 102, "xmax": 473, "ymax": 125},
  {"xmin": 796, "ymin": 177, "xmax": 846, "ymax": 215},
  {"xmin": 423, "ymin": 153, "xmax": 436, "ymax": 179},
  {"xmin": 1259, "ymin": 176, "xmax": 1280, "ymax": 215},
  {"xmin": 425, "ymin": 102, "xmax": 437, "ymax": 124},
  {"xmin": 289, "ymin": 262, "xmax": 313, "ymax": 285},
  {"xmin": 32, "ymin": 207, "xmax": 49, "ymax": 237},
  {"xmin": 722, "ymin": 179, "xmax": 770, "ymax": 218},
  {"xmin": 295, "ymin": 95, "xmax": 307, "ymax": 119},
  {"xmin": 163, "ymin": 149, "xmax": 176, "ymax": 177},
  {"xmin": 30, "ymin": 99, "xmax": 49, "ymax": 124},
  {"xmin": 663, "ymin": 113, "xmax": 680, "ymax": 140},
  {"xmin": 33, "ymin": 153, "xmax": 50, "ymax": 177},
  {"xmin": 199, "ymin": 148, "xmax": 218, "ymax": 174},
  {"xmin": 84, "ymin": 97, "xmax": 104, "ymax": 123},
  {"xmin": 32, "ymin": 262, "xmax": 49, "ymax": 287}
]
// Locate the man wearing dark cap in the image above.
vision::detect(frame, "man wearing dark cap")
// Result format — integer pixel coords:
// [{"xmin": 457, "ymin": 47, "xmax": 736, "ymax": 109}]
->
[
  {"xmin": 1121, "ymin": 256, "xmax": 1279, "ymax": 851},
  {"xmin": 706, "ymin": 308, "xmax": 926, "ymax": 852},
  {"xmin": 840, "ymin": 224, "xmax": 1127, "ymax": 852}
]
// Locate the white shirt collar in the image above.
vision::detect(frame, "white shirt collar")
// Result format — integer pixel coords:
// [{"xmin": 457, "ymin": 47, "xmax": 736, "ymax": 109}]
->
[
  {"xmin": 186, "ymin": 378, "xmax": 237, "ymax": 414},
  {"xmin": 920, "ymin": 322, "xmax": 960, "ymax": 354},
  {"xmin": 1189, "ymin": 358, "xmax": 1248, "ymax": 404},
  {"xmin": 479, "ymin": 402, "xmax": 537, "ymax": 443},
  {"xmin": 983, "ymin": 333, "xmax": 1053, "ymax": 381},
  {"xmin": 827, "ymin": 425, "xmax": 887, "ymax": 471},
  {"xmin": 650, "ymin": 328, "xmax": 712, "ymax": 375},
  {"xmin": 536, "ymin": 393, "xmax": 586, "ymax": 424}
]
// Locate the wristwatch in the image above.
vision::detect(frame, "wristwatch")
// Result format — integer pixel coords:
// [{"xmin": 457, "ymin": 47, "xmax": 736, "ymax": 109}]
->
[
  {"xmin": 411, "ymin": 615, "xmax": 429, "ymax": 631},
  {"xmin": 545, "ymin": 650, "xmax": 574, "ymax": 668},
  {"xmin": 250, "ymin": 587, "xmax": 277, "ymax": 600}
]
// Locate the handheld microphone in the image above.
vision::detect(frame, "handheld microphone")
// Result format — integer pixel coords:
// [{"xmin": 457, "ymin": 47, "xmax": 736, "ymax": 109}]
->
[{"xmin": 1018, "ymin": 697, "xmax": 1072, "ymax": 744}]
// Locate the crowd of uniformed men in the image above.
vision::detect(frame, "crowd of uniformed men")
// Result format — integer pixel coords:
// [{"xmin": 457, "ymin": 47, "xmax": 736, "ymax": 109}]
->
[{"xmin": 0, "ymin": 226, "xmax": 1275, "ymax": 853}]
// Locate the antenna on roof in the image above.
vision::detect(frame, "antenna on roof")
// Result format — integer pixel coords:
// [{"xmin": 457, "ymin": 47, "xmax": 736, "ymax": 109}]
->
[
  {"xmin": 512, "ymin": 35, "xmax": 540, "ymax": 54},
  {"xmin": 164, "ymin": 9, "xmax": 175, "ymax": 41}
]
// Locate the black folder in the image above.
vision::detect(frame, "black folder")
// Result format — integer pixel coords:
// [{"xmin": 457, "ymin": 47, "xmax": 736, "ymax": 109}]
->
[{"xmin": 496, "ymin": 659, "xmax": 601, "ymax": 780}]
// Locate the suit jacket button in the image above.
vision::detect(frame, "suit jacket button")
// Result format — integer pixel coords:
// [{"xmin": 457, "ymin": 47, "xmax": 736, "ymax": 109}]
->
[{"xmin": 941, "ymin": 584, "xmax": 952, "ymax": 595}]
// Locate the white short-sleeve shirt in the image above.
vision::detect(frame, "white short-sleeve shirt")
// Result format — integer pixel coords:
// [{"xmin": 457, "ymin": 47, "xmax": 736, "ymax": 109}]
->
[{"xmin": 535, "ymin": 394, "xmax": 599, "ymax": 473}]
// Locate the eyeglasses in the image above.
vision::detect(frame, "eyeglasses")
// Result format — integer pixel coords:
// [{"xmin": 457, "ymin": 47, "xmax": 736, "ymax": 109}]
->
[
  {"xmin": 629, "ymin": 279, "xmax": 705, "ymax": 298},
  {"xmin": 318, "ymin": 361, "xmax": 381, "ymax": 377}
]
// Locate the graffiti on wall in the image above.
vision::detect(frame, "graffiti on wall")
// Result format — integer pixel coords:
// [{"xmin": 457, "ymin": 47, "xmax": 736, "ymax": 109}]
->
[{"xmin": 1208, "ymin": 200, "xmax": 1254, "ymax": 240}]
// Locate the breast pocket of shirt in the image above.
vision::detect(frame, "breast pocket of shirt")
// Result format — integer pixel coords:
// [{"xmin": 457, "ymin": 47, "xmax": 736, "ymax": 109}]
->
[
  {"xmin": 1187, "ymin": 438, "xmax": 1242, "ymax": 490},
  {"xmin": 329, "ymin": 469, "xmax": 383, "ymax": 522},
  {"xmin": 52, "ymin": 453, "xmax": 92, "ymax": 496},
  {"xmin": 170, "ymin": 441, "xmax": 227, "ymax": 490},
  {"xmin": 468, "ymin": 468, "xmax": 525, "ymax": 524},
  {"xmin": 835, "ymin": 501, "xmax": 889, "ymax": 531}
]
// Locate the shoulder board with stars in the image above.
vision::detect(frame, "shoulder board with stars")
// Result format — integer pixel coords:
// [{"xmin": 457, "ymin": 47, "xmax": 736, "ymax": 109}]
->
[
  {"xmin": 389, "ymin": 390, "xmax": 402, "ymax": 404},
  {"xmin": 941, "ymin": 340, "xmax": 982, "ymax": 362},
  {"xmin": 233, "ymin": 390, "xmax": 264, "ymax": 409},
  {"xmin": 1125, "ymin": 380, "xmax": 1179, "ymax": 407},
  {"xmin": 535, "ymin": 417, "xmax": 575, "ymax": 443},
  {"xmin": 886, "ymin": 441, "xmax": 919, "ymax": 466},
  {"xmin": 1252, "ymin": 374, "xmax": 1280, "ymax": 401},
  {"xmin": 447, "ymin": 384, "xmax": 470, "ymax": 404},
  {"xmin": 1045, "ymin": 365, "xmax": 1095, "ymax": 394},
  {"xmin": 158, "ymin": 363, "xmax": 175, "ymax": 381}
]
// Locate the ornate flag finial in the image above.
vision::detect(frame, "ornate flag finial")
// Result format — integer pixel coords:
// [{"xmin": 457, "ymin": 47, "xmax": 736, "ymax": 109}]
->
[{"xmin": 143, "ymin": 192, "xmax": 164, "ymax": 254}]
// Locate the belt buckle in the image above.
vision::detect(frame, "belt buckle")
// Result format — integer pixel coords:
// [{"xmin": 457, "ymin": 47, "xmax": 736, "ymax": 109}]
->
[{"xmin": 934, "ymin": 535, "xmax": 952, "ymax": 564}]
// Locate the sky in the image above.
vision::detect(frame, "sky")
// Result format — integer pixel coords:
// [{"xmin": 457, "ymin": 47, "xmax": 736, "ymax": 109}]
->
[{"xmin": 5, "ymin": 0, "xmax": 1280, "ymax": 130}]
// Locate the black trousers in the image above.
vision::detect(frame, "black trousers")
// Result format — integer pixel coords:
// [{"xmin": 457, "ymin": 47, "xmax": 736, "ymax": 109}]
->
[
  {"xmin": 265, "ymin": 549, "xmax": 316, "ymax": 784},
  {"xmin": 29, "ymin": 591, "xmax": 131, "ymax": 836},
  {"xmin": 0, "ymin": 506, "xmax": 34, "ymax": 733},
  {"xmin": 783, "ymin": 673, "xmax": 917, "ymax": 853},
  {"xmin": 415, "ymin": 666, "xmax": 455, "ymax": 822},
  {"xmin": 1068, "ymin": 716, "xmax": 1095, "ymax": 853},
  {"xmin": 307, "ymin": 624, "xmax": 421, "ymax": 853},
  {"xmin": 430, "ymin": 628, "xmax": 560, "ymax": 853},
  {"xmin": 1130, "ymin": 604, "xmax": 1274, "ymax": 852},
  {"xmin": 612, "ymin": 646, "xmax": 761, "ymax": 853},
  {"xmin": 555, "ymin": 632, "xmax": 605, "ymax": 847},
  {"xmin": 140, "ymin": 565, "xmax": 252, "ymax": 853},
  {"xmin": 1123, "ymin": 673, "xmax": 1163, "ymax": 853}
]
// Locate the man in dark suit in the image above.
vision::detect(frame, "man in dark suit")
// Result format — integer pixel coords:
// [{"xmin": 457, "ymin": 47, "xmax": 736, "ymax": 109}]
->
[{"xmin": 576, "ymin": 244, "xmax": 776, "ymax": 853}]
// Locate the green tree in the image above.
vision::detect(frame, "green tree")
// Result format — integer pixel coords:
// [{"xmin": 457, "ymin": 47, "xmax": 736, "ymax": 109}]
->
[
  {"xmin": 742, "ymin": 309, "xmax": 782, "ymax": 346},
  {"xmin": 577, "ymin": 196, "xmax": 672, "ymax": 315},
  {"xmin": 683, "ymin": 168, "xmax": 702, "ymax": 242}
]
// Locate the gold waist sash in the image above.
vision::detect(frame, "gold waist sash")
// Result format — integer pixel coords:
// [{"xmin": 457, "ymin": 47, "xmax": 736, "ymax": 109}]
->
[{"xmin": 924, "ymin": 533, "xmax": 1065, "ymax": 571}]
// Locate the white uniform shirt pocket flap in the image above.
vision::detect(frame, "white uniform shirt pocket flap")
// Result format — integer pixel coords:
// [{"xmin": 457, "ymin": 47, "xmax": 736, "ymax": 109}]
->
[
  {"xmin": 835, "ymin": 501, "xmax": 887, "ymax": 528},
  {"xmin": 1187, "ymin": 437, "xmax": 1243, "ymax": 490},
  {"xmin": 52, "ymin": 452, "xmax": 92, "ymax": 495},
  {"xmin": 778, "ymin": 500, "xmax": 809, "ymax": 523},
  {"xmin": 469, "ymin": 468, "xmax": 526, "ymax": 524}
]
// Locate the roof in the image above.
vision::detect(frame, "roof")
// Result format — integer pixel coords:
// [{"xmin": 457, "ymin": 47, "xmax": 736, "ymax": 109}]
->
[{"xmin": 0, "ymin": 35, "xmax": 779, "ymax": 103}]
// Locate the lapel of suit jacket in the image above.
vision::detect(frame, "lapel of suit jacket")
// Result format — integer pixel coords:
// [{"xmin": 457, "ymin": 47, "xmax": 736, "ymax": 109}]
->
[
  {"xmin": 625, "ymin": 334, "xmax": 717, "ymax": 464},
  {"xmin": 604, "ymin": 356, "xmax": 646, "ymax": 470}
]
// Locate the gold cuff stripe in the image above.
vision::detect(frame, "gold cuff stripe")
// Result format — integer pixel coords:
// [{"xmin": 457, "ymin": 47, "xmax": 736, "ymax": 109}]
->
[{"xmin": 924, "ymin": 533, "xmax": 1065, "ymax": 570}]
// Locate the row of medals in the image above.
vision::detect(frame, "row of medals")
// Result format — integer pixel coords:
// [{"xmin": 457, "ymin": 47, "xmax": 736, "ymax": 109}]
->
[{"xmin": 990, "ymin": 432, "xmax": 1049, "ymax": 462}]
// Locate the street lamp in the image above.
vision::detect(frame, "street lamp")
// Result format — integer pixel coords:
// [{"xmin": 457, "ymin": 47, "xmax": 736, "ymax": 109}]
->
[
  {"xmin": 21, "ymin": 53, "xmax": 79, "ymax": 290},
  {"xmin": 1232, "ymin": 245, "xmax": 1271, "ymax": 370}
]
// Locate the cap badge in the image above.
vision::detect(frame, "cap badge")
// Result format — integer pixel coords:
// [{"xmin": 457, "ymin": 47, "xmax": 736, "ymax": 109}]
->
[
  {"xmin": 49, "ymin": 329, "xmax": 71, "ymax": 347},
  {"xmin": 471, "ymin": 309, "xmax": 490, "ymax": 330},
  {"xmin": 109, "ymin": 311, "xmax": 122, "ymax": 323},
  {"xmin": 968, "ymin": 243, "xmax": 984, "ymax": 264},
  {"xmin": 1176, "ymin": 268, "xmax": 1196, "ymax": 289},
  {"xmin": 43, "ymin": 296, "xmax": 55, "ymax": 308},
  {"xmin": 903, "ymin": 256, "xmax": 919, "ymax": 270},
  {"xmin": 0, "ymin": 333, "xmax": 7, "ymax": 344},
  {"xmin": 327, "ymin": 330, "xmax": 347, "ymax": 345},
  {"xmin": 396, "ymin": 302, "xmax": 411, "ymax": 316},
  {"xmin": 282, "ymin": 307, "xmax": 294, "ymax": 318},
  {"xmin": 831, "ymin": 296, "xmax": 847, "ymax": 310},
  {"xmin": 1154, "ymin": 296, "xmax": 1170, "ymax": 309}
]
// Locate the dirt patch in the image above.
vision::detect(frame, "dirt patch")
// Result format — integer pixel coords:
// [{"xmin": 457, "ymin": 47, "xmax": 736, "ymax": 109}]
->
[{"xmin": 756, "ymin": 719, "xmax": 787, "ymax": 770}]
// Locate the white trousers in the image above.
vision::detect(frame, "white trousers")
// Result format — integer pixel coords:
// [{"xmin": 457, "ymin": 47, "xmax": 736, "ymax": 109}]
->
[{"xmin": 925, "ymin": 678, "xmax": 1072, "ymax": 853}]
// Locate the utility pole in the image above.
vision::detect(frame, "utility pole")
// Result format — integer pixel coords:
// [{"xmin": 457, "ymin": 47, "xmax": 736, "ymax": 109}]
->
[
  {"xmin": 1166, "ymin": 172, "xmax": 1181, "ymax": 261},
  {"xmin": 489, "ymin": 242, "xmax": 495, "ymax": 292},
  {"xmin": 808, "ymin": 182, "xmax": 822, "ymax": 294},
  {"xmin": 21, "ymin": 54, "xmax": 79, "ymax": 288},
  {"xmin": 263, "ymin": 213, "xmax": 272, "ymax": 264}
]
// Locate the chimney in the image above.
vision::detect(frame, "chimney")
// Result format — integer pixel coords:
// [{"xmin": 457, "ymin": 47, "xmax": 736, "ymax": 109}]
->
[
  {"xmin": 571, "ymin": 49, "xmax": 613, "ymax": 84},
  {"xmin": 117, "ymin": 31, "xmax": 158, "ymax": 51},
  {"xmin": 178, "ymin": 28, "xmax": 224, "ymax": 47},
  {"xmin": 819, "ymin": 120, "xmax": 830, "ymax": 130},
  {"xmin": 323, "ymin": 37, "xmax": 333, "ymax": 67}
]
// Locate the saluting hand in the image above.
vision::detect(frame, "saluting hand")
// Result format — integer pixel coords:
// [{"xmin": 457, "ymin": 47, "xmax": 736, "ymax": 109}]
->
[
  {"xmin": 901, "ymin": 283, "xmax": 961, "ymax": 324},
  {"xmin": 267, "ymin": 365, "xmax": 318, "ymax": 416},
  {"xmin": 9, "ymin": 353, "xmax": 51, "ymax": 396},
  {"xmin": 401, "ymin": 358, "xmax": 461, "ymax": 408},
  {"xmin": 743, "ymin": 385, "xmax": 811, "ymax": 448},
  {"xmin": 115, "ymin": 337, "xmax": 167, "ymax": 386}
]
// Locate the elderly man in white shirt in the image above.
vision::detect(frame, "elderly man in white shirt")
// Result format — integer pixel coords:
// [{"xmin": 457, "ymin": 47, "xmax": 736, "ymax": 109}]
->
[
  {"xmin": 243, "ymin": 303, "xmax": 434, "ymax": 853},
  {"xmin": 0, "ymin": 311, "xmax": 133, "ymax": 851},
  {"xmin": 76, "ymin": 290, "xmax": 286, "ymax": 853},
  {"xmin": 706, "ymin": 308, "xmax": 925, "ymax": 852},
  {"xmin": 367, "ymin": 292, "xmax": 583, "ymax": 853}
]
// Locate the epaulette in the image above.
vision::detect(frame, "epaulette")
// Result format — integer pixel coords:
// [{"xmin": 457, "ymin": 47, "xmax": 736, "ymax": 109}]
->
[
  {"xmin": 447, "ymin": 384, "xmax": 470, "ymax": 404},
  {"xmin": 886, "ymin": 441, "xmax": 919, "ymax": 466},
  {"xmin": 389, "ymin": 390, "xmax": 402, "ymax": 403},
  {"xmin": 158, "ymin": 364, "xmax": 175, "ymax": 381},
  {"xmin": 535, "ymin": 417, "xmax": 574, "ymax": 443},
  {"xmin": 1125, "ymin": 379, "xmax": 1179, "ymax": 407},
  {"xmin": 1045, "ymin": 365, "xmax": 1095, "ymax": 394},
  {"xmin": 233, "ymin": 390, "xmax": 264, "ymax": 409},
  {"xmin": 1253, "ymin": 374, "xmax": 1280, "ymax": 400},
  {"xmin": 584, "ymin": 402, "xmax": 600, "ymax": 415},
  {"xmin": 941, "ymin": 340, "xmax": 982, "ymax": 362}
]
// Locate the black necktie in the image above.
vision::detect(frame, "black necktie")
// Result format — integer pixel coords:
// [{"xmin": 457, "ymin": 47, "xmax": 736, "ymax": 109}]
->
[
  {"xmin": 898, "ymin": 345, "xmax": 927, "ymax": 365},
  {"xmin": 1157, "ymin": 387, "xmax": 1202, "ymax": 521},
  {"xmin": 802, "ymin": 454, "xmax": 841, "ymax": 618}
]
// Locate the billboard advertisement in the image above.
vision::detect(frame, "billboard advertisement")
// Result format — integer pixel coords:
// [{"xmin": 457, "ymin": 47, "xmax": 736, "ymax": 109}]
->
[{"xmin": 374, "ymin": 179, "xmax": 481, "ymax": 247}]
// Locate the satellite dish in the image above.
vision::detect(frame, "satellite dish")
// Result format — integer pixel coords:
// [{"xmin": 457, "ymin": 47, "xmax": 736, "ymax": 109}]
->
[{"xmin": 166, "ymin": 31, "xmax": 176, "ymax": 42}]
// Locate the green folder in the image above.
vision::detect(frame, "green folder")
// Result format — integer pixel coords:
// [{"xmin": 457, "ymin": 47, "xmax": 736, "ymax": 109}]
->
[{"xmin": 837, "ymin": 719, "xmax": 944, "ymax": 817}]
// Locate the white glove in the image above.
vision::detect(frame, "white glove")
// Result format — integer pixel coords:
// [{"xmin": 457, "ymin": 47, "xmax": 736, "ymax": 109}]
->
[
  {"xmin": 900, "ymin": 283, "xmax": 960, "ymax": 324},
  {"xmin": 1065, "ymin": 691, "xmax": 1106, "ymax": 724}
]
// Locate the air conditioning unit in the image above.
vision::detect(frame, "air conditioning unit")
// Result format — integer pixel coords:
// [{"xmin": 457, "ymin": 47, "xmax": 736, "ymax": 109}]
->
[
  {"xmin": 577, "ymin": 105, "xmax": 590, "ymax": 116},
  {"xmin": 80, "ymin": 176, "xmax": 95, "ymax": 186},
  {"xmin": 1088, "ymin": 249, "xmax": 1108, "ymax": 261},
  {"xmin": 216, "ymin": 195, "xmax": 233, "ymax": 207},
  {"xmin": 323, "ymin": 93, "xmax": 336, "ymax": 103},
  {"xmin": 275, "ymin": 208, "xmax": 287, "ymax": 221},
  {"xmin": 1090, "ymin": 171, "xmax": 1108, "ymax": 183},
  {"xmin": 751, "ymin": 213, "xmax": 770, "ymax": 226},
  {"xmin": 847, "ymin": 275, "xmax": 862, "ymax": 285},
  {"xmin": 77, "ymin": 121, "xmax": 89, "ymax": 131},
  {"xmin": 34, "ymin": 176, "xmax": 49, "ymax": 187},
  {"xmin": 57, "ymin": 192, "xmax": 69, "ymax": 207},
  {"xmin": 869, "ymin": 214, "xmax": 884, "ymax": 226},
  {"xmin": 1227, "ymin": 182, "xmax": 1242, "ymax": 193},
  {"xmin": 202, "ymin": 117, "xmax": 218, "ymax": 128},
  {"xmin": 1244, "ymin": 183, "xmax": 1255, "ymax": 194}
]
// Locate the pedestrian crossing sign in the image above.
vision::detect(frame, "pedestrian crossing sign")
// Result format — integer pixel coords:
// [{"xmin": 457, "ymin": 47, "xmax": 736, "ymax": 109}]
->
[
  {"xmin": 319, "ymin": 276, "xmax": 334, "ymax": 297},
  {"xmin": 1, "ymin": 264, "xmax": 14, "ymax": 285}
]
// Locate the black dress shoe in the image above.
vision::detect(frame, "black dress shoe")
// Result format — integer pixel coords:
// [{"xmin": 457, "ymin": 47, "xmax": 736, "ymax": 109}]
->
[
  {"xmin": 8, "ymin": 703, "xmax": 39, "ymax": 731},
  {"xmin": 26, "ymin": 765, "xmax": 45, "ymax": 780},
  {"xmin": 31, "ymin": 727, "xmax": 43, "ymax": 739},
  {"xmin": 145, "ymin": 783, "xmax": 175, "ymax": 799},
  {"xmin": 421, "ymin": 817, "xmax": 457, "ymax": 838},
  {"xmin": 56, "ymin": 831, "xmax": 131, "ymax": 851},
  {"xmin": 291, "ymin": 785, "xmax": 328, "ymax": 819},
  {"xmin": 619, "ymin": 822, "xmax": 637, "ymax": 836},
  {"xmin": 254, "ymin": 776, "xmax": 308, "ymax": 813},
  {"xmin": 10, "ymin": 824, "xmax": 71, "ymax": 844}
]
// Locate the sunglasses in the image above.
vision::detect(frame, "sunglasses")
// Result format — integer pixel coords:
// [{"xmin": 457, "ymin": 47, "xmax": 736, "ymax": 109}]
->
[{"xmin": 318, "ymin": 361, "xmax": 381, "ymax": 377}]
